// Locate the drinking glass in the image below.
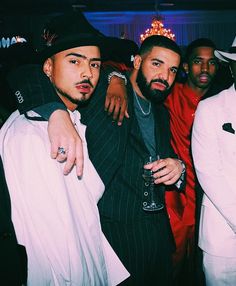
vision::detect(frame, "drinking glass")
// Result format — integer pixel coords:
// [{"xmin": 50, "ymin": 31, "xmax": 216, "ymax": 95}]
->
[{"xmin": 142, "ymin": 155, "xmax": 164, "ymax": 212}]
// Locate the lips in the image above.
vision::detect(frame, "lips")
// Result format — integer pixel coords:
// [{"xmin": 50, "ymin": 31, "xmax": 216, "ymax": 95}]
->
[
  {"xmin": 199, "ymin": 74, "xmax": 209, "ymax": 83},
  {"xmin": 151, "ymin": 82, "xmax": 167, "ymax": 91},
  {"xmin": 75, "ymin": 83, "xmax": 92, "ymax": 93}
]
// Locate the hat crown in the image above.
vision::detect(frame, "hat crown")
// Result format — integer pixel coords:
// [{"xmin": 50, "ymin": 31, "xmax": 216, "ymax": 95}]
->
[
  {"xmin": 214, "ymin": 35, "xmax": 236, "ymax": 62},
  {"xmin": 38, "ymin": 11, "xmax": 107, "ymax": 62},
  {"xmin": 42, "ymin": 11, "xmax": 103, "ymax": 48}
]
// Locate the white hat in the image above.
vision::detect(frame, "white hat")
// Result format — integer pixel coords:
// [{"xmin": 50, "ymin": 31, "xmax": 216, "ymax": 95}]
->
[{"xmin": 214, "ymin": 35, "xmax": 236, "ymax": 62}]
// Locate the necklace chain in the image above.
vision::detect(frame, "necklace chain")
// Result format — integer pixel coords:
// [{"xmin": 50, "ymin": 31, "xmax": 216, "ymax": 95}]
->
[{"xmin": 134, "ymin": 91, "xmax": 151, "ymax": 116}]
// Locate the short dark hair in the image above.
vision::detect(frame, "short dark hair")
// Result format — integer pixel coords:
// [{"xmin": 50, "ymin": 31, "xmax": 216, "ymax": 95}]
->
[
  {"xmin": 185, "ymin": 38, "xmax": 216, "ymax": 62},
  {"xmin": 139, "ymin": 35, "xmax": 182, "ymax": 58}
]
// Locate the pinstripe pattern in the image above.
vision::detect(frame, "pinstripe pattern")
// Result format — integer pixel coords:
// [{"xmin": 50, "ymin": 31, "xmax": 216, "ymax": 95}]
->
[{"xmin": 101, "ymin": 213, "xmax": 173, "ymax": 286}]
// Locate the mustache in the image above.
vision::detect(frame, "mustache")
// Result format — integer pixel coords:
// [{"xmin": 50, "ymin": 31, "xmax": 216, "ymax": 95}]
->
[
  {"xmin": 76, "ymin": 79, "xmax": 94, "ymax": 88},
  {"xmin": 199, "ymin": 72, "xmax": 210, "ymax": 77},
  {"xmin": 150, "ymin": 79, "xmax": 169, "ymax": 89}
]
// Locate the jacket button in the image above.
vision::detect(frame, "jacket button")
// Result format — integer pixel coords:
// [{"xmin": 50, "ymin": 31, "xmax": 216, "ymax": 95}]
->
[
  {"xmin": 144, "ymin": 192, "xmax": 148, "ymax": 196},
  {"xmin": 145, "ymin": 182, "xmax": 149, "ymax": 187}
]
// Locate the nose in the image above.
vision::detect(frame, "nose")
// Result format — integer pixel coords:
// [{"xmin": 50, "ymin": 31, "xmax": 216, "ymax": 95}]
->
[
  {"xmin": 158, "ymin": 68, "xmax": 169, "ymax": 82},
  {"xmin": 81, "ymin": 62, "xmax": 92, "ymax": 79},
  {"xmin": 201, "ymin": 62, "xmax": 209, "ymax": 72}
]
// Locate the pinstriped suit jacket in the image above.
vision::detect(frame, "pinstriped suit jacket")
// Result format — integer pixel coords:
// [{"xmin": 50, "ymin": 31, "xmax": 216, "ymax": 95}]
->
[
  {"xmin": 97, "ymin": 100, "xmax": 177, "ymax": 222},
  {"xmin": 79, "ymin": 71, "xmax": 178, "ymax": 223}
]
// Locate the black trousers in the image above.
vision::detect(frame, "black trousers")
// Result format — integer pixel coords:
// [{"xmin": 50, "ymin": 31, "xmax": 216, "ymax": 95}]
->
[{"xmin": 101, "ymin": 213, "xmax": 174, "ymax": 286}]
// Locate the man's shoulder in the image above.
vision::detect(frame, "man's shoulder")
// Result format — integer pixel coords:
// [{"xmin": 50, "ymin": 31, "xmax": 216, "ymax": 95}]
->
[
  {"xmin": 165, "ymin": 82, "xmax": 185, "ymax": 105},
  {"xmin": 0, "ymin": 110, "xmax": 47, "ymax": 147},
  {"xmin": 200, "ymin": 85, "xmax": 234, "ymax": 107}
]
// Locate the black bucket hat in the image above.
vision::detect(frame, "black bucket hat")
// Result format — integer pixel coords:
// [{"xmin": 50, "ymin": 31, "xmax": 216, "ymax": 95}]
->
[{"xmin": 38, "ymin": 11, "xmax": 108, "ymax": 62}]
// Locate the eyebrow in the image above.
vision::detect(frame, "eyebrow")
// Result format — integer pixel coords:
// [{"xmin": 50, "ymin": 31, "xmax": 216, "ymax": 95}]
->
[
  {"xmin": 151, "ymin": 58, "xmax": 178, "ymax": 70},
  {"xmin": 65, "ymin": 52, "xmax": 102, "ymax": 62},
  {"xmin": 151, "ymin": 58, "xmax": 164, "ymax": 64},
  {"xmin": 192, "ymin": 56, "xmax": 216, "ymax": 61}
]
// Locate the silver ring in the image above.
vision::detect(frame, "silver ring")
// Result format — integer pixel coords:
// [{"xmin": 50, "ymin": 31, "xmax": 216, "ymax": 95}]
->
[{"xmin": 57, "ymin": 147, "xmax": 66, "ymax": 155}]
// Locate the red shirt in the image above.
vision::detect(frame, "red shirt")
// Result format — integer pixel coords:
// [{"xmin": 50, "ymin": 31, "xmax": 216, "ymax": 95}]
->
[{"xmin": 165, "ymin": 82, "xmax": 201, "ymax": 225}]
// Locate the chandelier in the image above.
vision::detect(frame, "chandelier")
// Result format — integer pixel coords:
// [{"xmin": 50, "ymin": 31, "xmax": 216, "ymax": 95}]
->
[{"xmin": 140, "ymin": 16, "xmax": 176, "ymax": 43}]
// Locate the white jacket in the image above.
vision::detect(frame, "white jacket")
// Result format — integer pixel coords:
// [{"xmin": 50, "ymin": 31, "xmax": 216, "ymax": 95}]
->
[{"xmin": 192, "ymin": 84, "xmax": 236, "ymax": 258}]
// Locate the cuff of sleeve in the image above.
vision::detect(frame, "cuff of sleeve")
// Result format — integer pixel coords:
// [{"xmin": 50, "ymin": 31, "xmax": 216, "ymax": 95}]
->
[
  {"xmin": 107, "ymin": 71, "xmax": 127, "ymax": 85},
  {"xmin": 175, "ymin": 160, "xmax": 186, "ymax": 189}
]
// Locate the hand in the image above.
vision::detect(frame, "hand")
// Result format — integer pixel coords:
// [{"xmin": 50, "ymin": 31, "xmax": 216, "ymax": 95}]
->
[
  {"xmin": 48, "ymin": 110, "xmax": 84, "ymax": 177},
  {"xmin": 105, "ymin": 76, "xmax": 129, "ymax": 126},
  {"xmin": 144, "ymin": 158, "xmax": 184, "ymax": 185}
]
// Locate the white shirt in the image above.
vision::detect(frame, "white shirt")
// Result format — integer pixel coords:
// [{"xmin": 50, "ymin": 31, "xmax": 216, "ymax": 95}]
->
[{"xmin": 0, "ymin": 110, "xmax": 129, "ymax": 285}]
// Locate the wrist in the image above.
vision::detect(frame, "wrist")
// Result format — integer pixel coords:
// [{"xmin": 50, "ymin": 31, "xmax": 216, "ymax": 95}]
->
[
  {"xmin": 178, "ymin": 159, "xmax": 186, "ymax": 174},
  {"xmin": 107, "ymin": 71, "xmax": 127, "ymax": 86}
]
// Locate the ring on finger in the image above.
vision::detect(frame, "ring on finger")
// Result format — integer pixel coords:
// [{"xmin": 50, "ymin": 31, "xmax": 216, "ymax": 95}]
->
[{"xmin": 57, "ymin": 147, "xmax": 66, "ymax": 155}]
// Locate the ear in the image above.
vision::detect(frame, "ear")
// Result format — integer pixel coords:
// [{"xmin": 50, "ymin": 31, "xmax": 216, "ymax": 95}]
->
[
  {"xmin": 133, "ymin": 55, "xmax": 142, "ymax": 70},
  {"xmin": 43, "ymin": 58, "xmax": 53, "ymax": 79},
  {"xmin": 183, "ymin": 62, "xmax": 189, "ymax": 74}
]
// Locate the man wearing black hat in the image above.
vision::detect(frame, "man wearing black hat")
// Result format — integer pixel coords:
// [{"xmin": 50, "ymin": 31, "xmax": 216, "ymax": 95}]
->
[
  {"xmin": 192, "ymin": 35, "xmax": 236, "ymax": 286},
  {"xmin": 0, "ymin": 11, "xmax": 130, "ymax": 285}
]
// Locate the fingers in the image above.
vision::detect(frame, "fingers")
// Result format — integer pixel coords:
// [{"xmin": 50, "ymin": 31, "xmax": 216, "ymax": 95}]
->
[
  {"xmin": 107, "ymin": 96, "xmax": 128, "ymax": 126},
  {"xmin": 154, "ymin": 171, "xmax": 179, "ymax": 185},
  {"xmin": 149, "ymin": 158, "xmax": 182, "ymax": 185},
  {"xmin": 61, "ymin": 137, "xmax": 84, "ymax": 177},
  {"xmin": 104, "ymin": 95, "xmax": 110, "ymax": 111},
  {"xmin": 51, "ymin": 140, "xmax": 60, "ymax": 159},
  {"xmin": 124, "ymin": 110, "xmax": 130, "ymax": 119},
  {"xmin": 117, "ymin": 100, "xmax": 128, "ymax": 126},
  {"xmin": 112, "ymin": 97, "xmax": 121, "ymax": 120},
  {"xmin": 75, "ymin": 139, "xmax": 84, "ymax": 178},
  {"xmin": 51, "ymin": 138, "xmax": 84, "ymax": 177},
  {"xmin": 63, "ymin": 143, "xmax": 76, "ymax": 175},
  {"xmin": 50, "ymin": 140, "xmax": 67, "ymax": 162},
  {"xmin": 48, "ymin": 110, "xmax": 84, "ymax": 176},
  {"xmin": 106, "ymin": 96, "xmax": 116, "ymax": 116}
]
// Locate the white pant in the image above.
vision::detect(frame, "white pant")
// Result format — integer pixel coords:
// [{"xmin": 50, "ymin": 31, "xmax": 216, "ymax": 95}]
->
[{"xmin": 203, "ymin": 251, "xmax": 236, "ymax": 286}]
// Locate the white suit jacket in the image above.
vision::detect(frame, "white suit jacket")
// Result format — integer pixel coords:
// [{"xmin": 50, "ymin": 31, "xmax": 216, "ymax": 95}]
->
[{"xmin": 192, "ymin": 84, "xmax": 236, "ymax": 258}]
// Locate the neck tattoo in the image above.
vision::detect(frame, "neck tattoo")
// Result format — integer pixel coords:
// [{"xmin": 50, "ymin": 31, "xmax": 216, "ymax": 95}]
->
[{"xmin": 134, "ymin": 91, "xmax": 151, "ymax": 116}]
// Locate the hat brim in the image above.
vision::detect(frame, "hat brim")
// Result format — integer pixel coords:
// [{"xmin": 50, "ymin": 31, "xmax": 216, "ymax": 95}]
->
[
  {"xmin": 214, "ymin": 50, "xmax": 236, "ymax": 62},
  {"xmin": 38, "ymin": 34, "xmax": 109, "ymax": 63},
  {"xmin": 38, "ymin": 31, "xmax": 139, "ymax": 68}
]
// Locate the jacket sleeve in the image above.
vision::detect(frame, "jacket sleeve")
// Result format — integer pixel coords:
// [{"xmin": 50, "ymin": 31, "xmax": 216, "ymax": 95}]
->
[{"xmin": 7, "ymin": 64, "xmax": 66, "ymax": 117}]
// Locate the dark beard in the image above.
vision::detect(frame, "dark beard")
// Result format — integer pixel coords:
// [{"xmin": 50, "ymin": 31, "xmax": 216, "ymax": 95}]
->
[{"xmin": 136, "ymin": 68, "xmax": 171, "ymax": 104}]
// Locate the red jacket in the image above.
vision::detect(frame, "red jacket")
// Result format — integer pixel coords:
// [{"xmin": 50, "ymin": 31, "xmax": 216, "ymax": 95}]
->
[{"xmin": 165, "ymin": 82, "xmax": 201, "ymax": 226}]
